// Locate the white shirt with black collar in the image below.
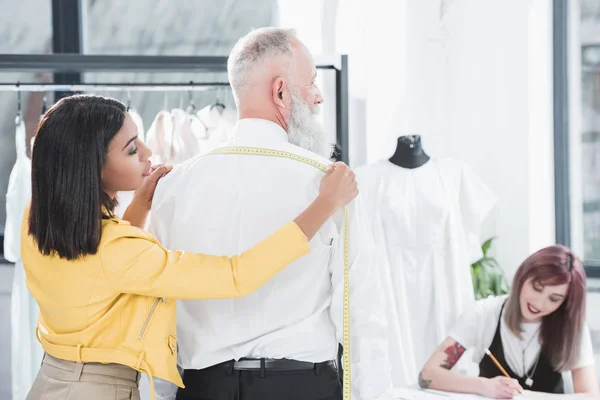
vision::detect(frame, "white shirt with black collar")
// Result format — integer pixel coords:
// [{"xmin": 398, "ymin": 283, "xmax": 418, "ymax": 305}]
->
[
  {"xmin": 151, "ymin": 118, "xmax": 394, "ymax": 400},
  {"xmin": 449, "ymin": 295, "xmax": 594, "ymax": 378}
]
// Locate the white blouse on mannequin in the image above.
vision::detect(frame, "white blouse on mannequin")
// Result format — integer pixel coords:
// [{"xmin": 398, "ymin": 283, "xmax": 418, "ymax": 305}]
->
[{"xmin": 357, "ymin": 158, "xmax": 497, "ymax": 388}]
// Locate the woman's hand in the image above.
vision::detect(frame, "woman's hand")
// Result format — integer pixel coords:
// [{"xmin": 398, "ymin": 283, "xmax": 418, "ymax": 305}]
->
[
  {"xmin": 133, "ymin": 164, "xmax": 173, "ymax": 211},
  {"xmin": 478, "ymin": 377, "xmax": 523, "ymax": 399},
  {"xmin": 317, "ymin": 162, "xmax": 359, "ymax": 212},
  {"xmin": 292, "ymin": 162, "xmax": 358, "ymax": 241},
  {"xmin": 123, "ymin": 165, "xmax": 172, "ymax": 229}
]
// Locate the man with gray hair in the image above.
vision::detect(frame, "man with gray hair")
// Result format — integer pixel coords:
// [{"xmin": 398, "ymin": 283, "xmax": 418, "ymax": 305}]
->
[
  {"xmin": 227, "ymin": 27, "xmax": 332, "ymax": 158},
  {"xmin": 152, "ymin": 27, "xmax": 393, "ymax": 400}
]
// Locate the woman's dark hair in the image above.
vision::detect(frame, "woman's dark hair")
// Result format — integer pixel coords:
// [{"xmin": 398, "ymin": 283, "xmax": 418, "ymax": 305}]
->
[
  {"xmin": 504, "ymin": 245, "xmax": 586, "ymax": 371},
  {"xmin": 29, "ymin": 94, "xmax": 127, "ymax": 260}
]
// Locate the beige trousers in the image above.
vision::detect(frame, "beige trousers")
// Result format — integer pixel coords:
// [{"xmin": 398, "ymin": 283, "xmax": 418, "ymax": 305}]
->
[{"xmin": 27, "ymin": 353, "xmax": 141, "ymax": 400}]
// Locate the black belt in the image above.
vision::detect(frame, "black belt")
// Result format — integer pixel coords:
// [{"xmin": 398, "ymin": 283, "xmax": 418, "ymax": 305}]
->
[{"xmin": 217, "ymin": 358, "xmax": 336, "ymax": 371}]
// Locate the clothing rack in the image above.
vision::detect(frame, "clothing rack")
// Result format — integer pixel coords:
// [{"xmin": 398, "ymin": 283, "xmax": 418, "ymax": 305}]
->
[
  {"xmin": 0, "ymin": 53, "xmax": 349, "ymax": 262},
  {"xmin": 0, "ymin": 54, "xmax": 349, "ymax": 164},
  {"xmin": 0, "ymin": 83, "xmax": 230, "ymax": 92}
]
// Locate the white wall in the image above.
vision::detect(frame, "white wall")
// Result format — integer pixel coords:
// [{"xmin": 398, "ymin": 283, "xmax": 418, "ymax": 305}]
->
[
  {"xmin": 527, "ymin": 0, "xmax": 556, "ymax": 259},
  {"xmin": 335, "ymin": 0, "xmax": 600, "ymax": 380},
  {"xmin": 440, "ymin": 0, "xmax": 556, "ymax": 280},
  {"xmin": 337, "ymin": 0, "xmax": 556, "ymax": 281}
]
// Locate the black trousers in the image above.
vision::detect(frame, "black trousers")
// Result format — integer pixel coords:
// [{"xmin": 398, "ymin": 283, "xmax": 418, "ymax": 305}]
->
[{"xmin": 176, "ymin": 360, "xmax": 342, "ymax": 400}]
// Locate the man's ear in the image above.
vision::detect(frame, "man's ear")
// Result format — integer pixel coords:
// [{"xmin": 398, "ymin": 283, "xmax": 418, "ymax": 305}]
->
[{"xmin": 272, "ymin": 77, "xmax": 289, "ymax": 109}]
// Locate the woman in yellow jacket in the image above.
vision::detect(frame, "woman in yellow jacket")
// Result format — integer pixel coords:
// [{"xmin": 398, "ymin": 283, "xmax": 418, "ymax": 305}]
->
[{"xmin": 22, "ymin": 95, "xmax": 358, "ymax": 400}]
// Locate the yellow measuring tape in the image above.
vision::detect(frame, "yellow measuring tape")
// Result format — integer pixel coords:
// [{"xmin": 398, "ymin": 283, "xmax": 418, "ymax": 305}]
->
[{"xmin": 208, "ymin": 146, "xmax": 351, "ymax": 400}]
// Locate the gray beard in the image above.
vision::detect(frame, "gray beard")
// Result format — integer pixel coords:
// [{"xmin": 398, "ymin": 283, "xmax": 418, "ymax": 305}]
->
[{"xmin": 287, "ymin": 94, "xmax": 333, "ymax": 159}]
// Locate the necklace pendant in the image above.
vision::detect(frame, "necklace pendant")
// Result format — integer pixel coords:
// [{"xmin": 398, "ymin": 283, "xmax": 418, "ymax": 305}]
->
[{"xmin": 525, "ymin": 377, "xmax": 534, "ymax": 387}]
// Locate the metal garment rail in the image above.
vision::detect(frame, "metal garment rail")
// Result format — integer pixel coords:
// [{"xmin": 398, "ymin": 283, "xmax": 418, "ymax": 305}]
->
[
  {"xmin": 0, "ymin": 53, "xmax": 349, "ymax": 164},
  {"xmin": 0, "ymin": 83, "xmax": 230, "ymax": 92},
  {"xmin": 0, "ymin": 53, "xmax": 350, "ymax": 263}
]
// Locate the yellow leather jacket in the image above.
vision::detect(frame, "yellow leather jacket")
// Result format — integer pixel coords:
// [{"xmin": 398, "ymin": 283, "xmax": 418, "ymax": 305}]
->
[{"xmin": 21, "ymin": 212, "xmax": 309, "ymax": 398}]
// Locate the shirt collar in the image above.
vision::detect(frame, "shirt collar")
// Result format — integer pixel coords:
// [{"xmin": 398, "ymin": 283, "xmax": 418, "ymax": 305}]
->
[{"xmin": 232, "ymin": 118, "xmax": 289, "ymax": 146}]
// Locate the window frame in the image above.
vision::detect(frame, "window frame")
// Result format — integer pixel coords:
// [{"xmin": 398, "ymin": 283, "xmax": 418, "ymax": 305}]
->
[
  {"xmin": 555, "ymin": 0, "xmax": 600, "ymax": 278},
  {"xmin": 0, "ymin": 0, "xmax": 83, "ymax": 263}
]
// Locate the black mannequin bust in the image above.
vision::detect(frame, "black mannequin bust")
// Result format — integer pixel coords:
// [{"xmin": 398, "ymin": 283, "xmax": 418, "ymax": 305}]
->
[{"xmin": 389, "ymin": 135, "xmax": 430, "ymax": 169}]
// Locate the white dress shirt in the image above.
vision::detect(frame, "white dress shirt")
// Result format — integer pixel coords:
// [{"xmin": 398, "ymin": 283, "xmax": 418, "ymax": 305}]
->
[{"xmin": 151, "ymin": 118, "xmax": 393, "ymax": 400}]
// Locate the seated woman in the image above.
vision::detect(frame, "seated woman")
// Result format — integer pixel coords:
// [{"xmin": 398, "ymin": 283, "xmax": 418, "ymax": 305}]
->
[{"xmin": 419, "ymin": 245, "xmax": 599, "ymax": 399}]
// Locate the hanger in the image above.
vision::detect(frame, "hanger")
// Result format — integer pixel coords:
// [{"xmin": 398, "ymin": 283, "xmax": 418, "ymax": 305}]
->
[
  {"xmin": 210, "ymin": 87, "xmax": 226, "ymax": 113},
  {"xmin": 210, "ymin": 99, "xmax": 225, "ymax": 112},
  {"xmin": 41, "ymin": 94, "xmax": 48, "ymax": 116},
  {"xmin": 186, "ymin": 82, "xmax": 197, "ymax": 114},
  {"xmin": 126, "ymin": 91, "xmax": 132, "ymax": 112},
  {"xmin": 15, "ymin": 83, "xmax": 22, "ymax": 125}
]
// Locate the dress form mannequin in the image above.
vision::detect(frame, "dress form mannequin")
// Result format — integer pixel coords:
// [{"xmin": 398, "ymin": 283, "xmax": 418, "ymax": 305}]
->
[
  {"xmin": 389, "ymin": 135, "xmax": 430, "ymax": 169},
  {"xmin": 356, "ymin": 134, "xmax": 497, "ymax": 388}
]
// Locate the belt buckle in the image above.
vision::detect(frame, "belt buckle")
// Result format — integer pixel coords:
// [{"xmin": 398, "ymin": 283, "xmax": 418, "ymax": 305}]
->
[{"xmin": 233, "ymin": 359, "xmax": 260, "ymax": 370}]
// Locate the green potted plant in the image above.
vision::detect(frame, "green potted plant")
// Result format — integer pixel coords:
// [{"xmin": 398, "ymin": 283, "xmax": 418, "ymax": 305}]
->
[{"xmin": 471, "ymin": 237, "xmax": 509, "ymax": 300}]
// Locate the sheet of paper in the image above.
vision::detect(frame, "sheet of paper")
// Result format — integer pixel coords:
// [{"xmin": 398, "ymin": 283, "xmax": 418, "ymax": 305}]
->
[
  {"xmin": 392, "ymin": 387, "xmax": 533, "ymax": 400},
  {"xmin": 393, "ymin": 388, "xmax": 488, "ymax": 399},
  {"xmin": 394, "ymin": 388, "xmax": 582, "ymax": 400}
]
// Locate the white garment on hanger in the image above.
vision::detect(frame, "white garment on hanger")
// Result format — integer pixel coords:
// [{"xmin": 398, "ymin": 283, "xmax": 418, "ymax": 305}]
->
[
  {"xmin": 146, "ymin": 110, "xmax": 174, "ymax": 165},
  {"xmin": 356, "ymin": 158, "xmax": 497, "ymax": 388},
  {"xmin": 5, "ymin": 120, "xmax": 43, "ymax": 400},
  {"xmin": 190, "ymin": 111, "xmax": 211, "ymax": 156},
  {"xmin": 197, "ymin": 105, "xmax": 236, "ymax": 146},
  {"xmin": 5, "ymin": 120, "xmax": 29, "ymax": 262},
  {"xmin": 170, "ymin": 108, "xmax": 200, "ymax": 163},
  {"xmin": 128, "ymin": 108, "xmax": 145, "ymax": 142}
]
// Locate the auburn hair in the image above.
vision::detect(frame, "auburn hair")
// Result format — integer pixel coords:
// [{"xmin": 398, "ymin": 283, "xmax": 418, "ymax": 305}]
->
[{"xmin": 504, "ymin": 245, "xmax": 586, "ymax": 371}]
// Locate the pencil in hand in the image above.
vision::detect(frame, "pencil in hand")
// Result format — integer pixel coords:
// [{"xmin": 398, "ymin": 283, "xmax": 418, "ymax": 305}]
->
[{"xmin": 484, "ymin": 348, "xmax": 511, "ymax": 378}]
